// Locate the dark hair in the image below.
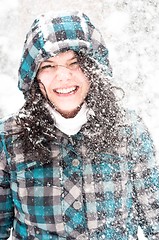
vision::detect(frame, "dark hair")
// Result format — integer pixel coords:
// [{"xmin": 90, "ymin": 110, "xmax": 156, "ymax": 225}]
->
[
  {"xmin": 78, "ymin": 54, "xmax": 124, "ymax": 157},
  {"xmin": 16, "ymin": 53, "xmax": 124, "ymax": 161}
]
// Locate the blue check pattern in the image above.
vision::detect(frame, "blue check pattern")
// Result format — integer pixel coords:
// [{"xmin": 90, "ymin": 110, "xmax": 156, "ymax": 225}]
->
[{"xmin": 0, "ymin": 111, "xmax": 159, "ymax": 239}]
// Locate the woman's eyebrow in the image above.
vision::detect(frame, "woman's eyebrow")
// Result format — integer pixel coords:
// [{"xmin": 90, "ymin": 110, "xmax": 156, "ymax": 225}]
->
[
  {"xmin": 42, "ymin": 59, "xmax": 54, "ymax": 63},
  {"xmin": 42, "ymin": 56, "xmax": 77, "ymax": 64},
  {"xmin": 67, "ymin": 56, "xmax": 78, "ymax": 62},
  {"xmin": 69, "ymin": 56, "xmax": 77, "ymax": 60}
]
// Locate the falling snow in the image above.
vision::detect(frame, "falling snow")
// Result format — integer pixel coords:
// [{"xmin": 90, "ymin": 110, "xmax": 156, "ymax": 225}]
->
[{"xmin": 0, "ymin": 1, "xmax": 159, "ymax": 240}]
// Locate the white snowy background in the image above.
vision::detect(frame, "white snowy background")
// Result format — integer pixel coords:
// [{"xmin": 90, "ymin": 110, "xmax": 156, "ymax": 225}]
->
[{"xmin": 0, "ymin": 0, "xmax": 159, "ymax": 239}]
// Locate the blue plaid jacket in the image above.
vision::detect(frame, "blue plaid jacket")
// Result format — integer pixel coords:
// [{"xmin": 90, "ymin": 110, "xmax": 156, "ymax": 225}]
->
[{"xmin": 0, "ymin": 112, "xmax": 159, "ymax": 240}]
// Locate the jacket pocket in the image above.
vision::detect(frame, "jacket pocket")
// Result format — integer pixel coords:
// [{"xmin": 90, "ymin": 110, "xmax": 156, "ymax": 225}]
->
[{"xmin": 14, "ymin": 161, "xmax": 65, "ymax": 236}]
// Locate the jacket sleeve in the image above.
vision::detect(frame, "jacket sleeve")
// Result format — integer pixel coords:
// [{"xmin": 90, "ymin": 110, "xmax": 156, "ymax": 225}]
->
[
  {"xmin": 0, "ymin": 133, "xmax": 14, "ymax": 239},
  {"xmin": 130, "ymin": 117, "xmax": 159, "ymax": 239}
]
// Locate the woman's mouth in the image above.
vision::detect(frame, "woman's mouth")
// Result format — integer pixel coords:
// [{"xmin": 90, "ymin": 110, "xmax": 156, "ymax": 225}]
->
[{"xmin": 53, "ymin": 86, "xmax": 79, "ymax": 95}]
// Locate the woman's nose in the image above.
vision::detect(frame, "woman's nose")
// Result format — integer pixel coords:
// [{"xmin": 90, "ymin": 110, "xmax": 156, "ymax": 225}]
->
[{"xmin": 54, "ymin": 65, "xmax": 72, "ymax": 81}]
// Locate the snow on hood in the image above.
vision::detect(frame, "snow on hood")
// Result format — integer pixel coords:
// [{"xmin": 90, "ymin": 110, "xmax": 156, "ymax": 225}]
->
[{"xmin": 18, "ymin": 11, "xmax": 112, "ymax": 96}]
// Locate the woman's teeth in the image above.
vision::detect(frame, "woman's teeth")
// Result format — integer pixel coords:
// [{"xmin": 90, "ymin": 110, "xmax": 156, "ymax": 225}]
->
[{"xmin": 55, "ymin": 86, "xmax": 77, "ymax": 94}]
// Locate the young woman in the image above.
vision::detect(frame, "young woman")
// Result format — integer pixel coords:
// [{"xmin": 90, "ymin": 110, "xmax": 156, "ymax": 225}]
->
[{"xmin": 0, "ymin": 11, "xmax": 159, "ymax": 240}]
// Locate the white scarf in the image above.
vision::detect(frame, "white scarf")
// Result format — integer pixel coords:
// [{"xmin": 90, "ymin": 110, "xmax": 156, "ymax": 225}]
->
[{"xmin": 46, "ymin": 103, "xmax": 89, "ymax": 136}]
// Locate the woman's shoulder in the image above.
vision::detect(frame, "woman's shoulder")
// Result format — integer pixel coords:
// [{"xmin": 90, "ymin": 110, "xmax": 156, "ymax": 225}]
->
[
  {"xmin": 121, "ymin": 108, "xmax": 149, "ymax": 134},
  {"xmin": 121, "ymin": 108, "xmax": 155, "ymax": 157},
  {"xmin": 0, "ymin": 112, "xmax": 20, "ymax": 137}
]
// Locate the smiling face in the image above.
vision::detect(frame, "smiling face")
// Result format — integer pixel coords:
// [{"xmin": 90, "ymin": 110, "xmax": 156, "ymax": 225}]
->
[{"xmin": 37, "ymin": 50, "xmax": 90, "ymax": 118}]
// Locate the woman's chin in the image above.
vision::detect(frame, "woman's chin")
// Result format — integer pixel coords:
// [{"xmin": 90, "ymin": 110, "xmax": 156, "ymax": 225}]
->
[{"xmin": 56, "ymin": 106, "xmax": 81, "ymax": 118}]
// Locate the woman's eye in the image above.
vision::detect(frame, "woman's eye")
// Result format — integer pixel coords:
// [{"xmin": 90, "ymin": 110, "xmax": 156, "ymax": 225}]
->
[
  {"xmin": 69, "ymin": 61, "xmax": 79, "ymax": 69},
  {"xmin": 71, "ymin": 61, "xmax": 79, "ymax": 65},
  {"xmin": 41, "ymin": 65, "xmax": 54, "ymax": 70}
]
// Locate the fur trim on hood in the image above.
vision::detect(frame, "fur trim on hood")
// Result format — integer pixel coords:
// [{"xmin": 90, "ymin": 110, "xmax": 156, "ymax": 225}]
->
[{"xmin": 18, "ymin": 11, "xmax": 112, "ymax": 96}]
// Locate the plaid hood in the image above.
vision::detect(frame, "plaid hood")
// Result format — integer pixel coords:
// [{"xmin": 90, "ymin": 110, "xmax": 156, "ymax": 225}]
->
[{"xmin": 18, "ymin": 11, "xmax": 112, "ymax": 96}]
